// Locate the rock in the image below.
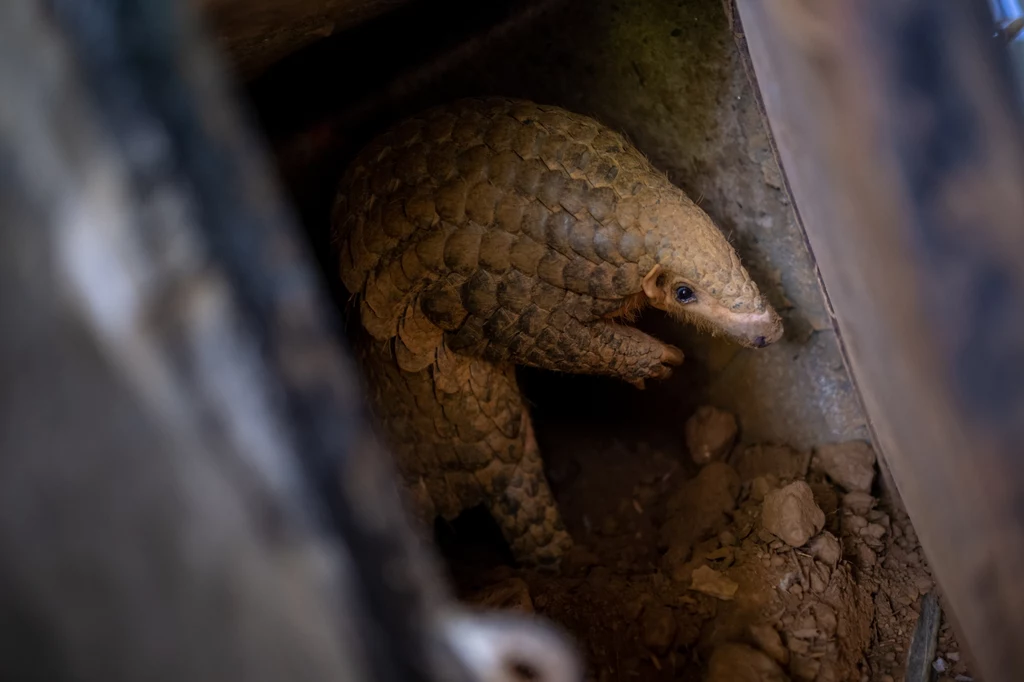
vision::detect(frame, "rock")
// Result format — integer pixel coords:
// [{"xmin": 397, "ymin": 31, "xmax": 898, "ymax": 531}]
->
[
  {"xmin": 844, "ymin": 514, "xmax": 868, "ymax": 533},
  {"xmin": 749, "ymin": 623, "xmax": 789, "ymax": 665},
  {"xmin": 807, "ymin": 532, "xmax": 842, "ymax": 567},
  {"xmin": 641, "ymin": 605, "xmax": 677, "ymax": 654},
  {"xmin": 812, "ymin": 441, "xmax": 876, "ymax": 493},
  {"xmin": 789, "ymin": 654, "xmax": 821, "ymax": 681},
  {"xmin": 809, "ymin": 566, "xmax": 828, "ymax": 593},
  {"xmin": 666, "ymin": 554, "xmax": 713, "ymax": 585},
  {"xmin": 735, "ymin": 443, "xmax": 810, "ymax": 482},
  {"xmin": 705, "ymin": 546, "xmax": 736, "ymax": 568},
  {"xmin": 706, "ymin": 643, "xmax": 790, "ymax": 682},
  {"xmin": 750, "ymin": 475, "xmax": 778, "ymax": 503},
  {"xmin": 856, "ymin": 544, "xmax": 877, "ymax": 568},
  {"xmin": 866, "ymin": 509, "xmax": 890, "ymax": 526},
  {"xmin": 762, "ymin": 482, "xmax": 825, "ymax": 548},
  {"xmin": 465, "ymin": 577, "xmax": 533, "ymax": 612},
  {"xmin": 690, "ymin": 565, "xmax": 739, "ymax": 600},
  {"xmin": 841, "ymin": 491, "xmax": 875, "ymax": 515},
  {"xmin": 685, "ymin": 406, "xmax": 738, "ymax": 465},
  {"xmin": 663, "ymin": 536, "xmax": 723, "ymax": 583},
  {"xmin": 862, "ymin": 523, "xmax": 887, "ymax": 540}
]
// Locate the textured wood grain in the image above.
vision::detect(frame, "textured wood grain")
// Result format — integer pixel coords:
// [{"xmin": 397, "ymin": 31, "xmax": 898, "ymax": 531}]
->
[{"xmin": 734, "ymin": 1, "xmax": 1024, "ymax": 679}]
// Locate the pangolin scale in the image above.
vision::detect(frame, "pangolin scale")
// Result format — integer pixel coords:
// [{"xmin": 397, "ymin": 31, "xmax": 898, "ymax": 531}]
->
[{"xmin": 333, "ymin": 97, "xmax": 782, "ymax": 566}]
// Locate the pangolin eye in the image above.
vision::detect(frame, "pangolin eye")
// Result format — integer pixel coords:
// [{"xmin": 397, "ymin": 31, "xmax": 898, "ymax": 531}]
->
[{"xmin": 675, "ymin": 285, "xmax": 696, "ymax": 303}]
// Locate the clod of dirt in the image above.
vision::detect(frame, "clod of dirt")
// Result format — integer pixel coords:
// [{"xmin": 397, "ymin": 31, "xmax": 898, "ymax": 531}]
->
[
  {"xmin": 660, "ymin": 462, "xmax": 740, "ymax": 559},
  {"xmin": 788, "ymin": 654, "xmax": 821, "ymax": 681},
  {"xmin": 762, "ymin": 481, "xmax": 825, "ymax": 548},
  {"xmin": 812, "ymin": 441, "xmax": 877, "ymax": 493},
  {"xmin": 734, "ymin": 443, "xmax": 810, "ymax": 482},
  {"xmin": 749, "ymin": 623, "xmax": 789, "ymax": 665},
  {"xmin": 641, "ymin": 604, "xmax": 677, "ymax": 654},
  {"xmin": 749, "ymin": 475, "xmax": 779, "ymax": 503},
  {"xmin": 690, "ymin": 565, "xmax": 739, "ymax": 600},
  {"xmin": 686, "ymin": 406, "xmax": 738, "ymax": 465},
  {"xmin": 856, "ymin": 543, "xmax": 877, "ymax": 568},
  {"xmin": 807, "ymin": 531, "xmax": 841, "ymax": 567},
  {"xmin": 465, "ymin": 577, "xmax": 534, "ymax": 612},
  {"xmin": 706, "ymin": 642, "xmax": 791, "ymax": 682},
  {"xmin": 841, "ymin": 491, "xmax": 875, "ymax": 515}
]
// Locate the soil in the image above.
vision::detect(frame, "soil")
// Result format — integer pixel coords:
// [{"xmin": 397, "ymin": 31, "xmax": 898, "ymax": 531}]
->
[{"xmin": 438, "ymin": 406, "xmax": 974, "ymax": 682}]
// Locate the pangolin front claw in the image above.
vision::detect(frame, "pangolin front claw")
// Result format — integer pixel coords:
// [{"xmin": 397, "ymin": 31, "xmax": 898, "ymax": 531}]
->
[
  {"xmin": 662, "ymin": 345, "xmax": 685, "ymax": 367},
  {"xmin": 629, "ymin": 344, "xmax": 684, "ymax": 389}
]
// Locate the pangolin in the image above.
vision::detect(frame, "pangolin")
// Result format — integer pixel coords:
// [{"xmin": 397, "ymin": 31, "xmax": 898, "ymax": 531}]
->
[{"xmin": 332, "ymin": 97, "xmax": 783, "ymax": 567}]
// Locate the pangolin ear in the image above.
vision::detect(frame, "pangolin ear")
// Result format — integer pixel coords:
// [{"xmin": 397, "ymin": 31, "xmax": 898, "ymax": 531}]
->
[{"xmin": 641, "ymin": 264, "xmax": 665, "ymax": 303}]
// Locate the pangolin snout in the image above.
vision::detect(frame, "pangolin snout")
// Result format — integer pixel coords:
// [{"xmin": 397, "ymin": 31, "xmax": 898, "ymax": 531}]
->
[
  {"xmin": 753, "ymin": 307, "xmax": 784, "ymax": 347},
  {"xmin": 726, "ymin": 306, "xmax": 783, "ymax": 349}
]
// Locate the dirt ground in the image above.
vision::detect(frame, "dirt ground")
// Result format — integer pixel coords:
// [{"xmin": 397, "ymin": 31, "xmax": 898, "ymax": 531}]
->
[{"xmin": 438, "ymin": 401, "xmax": 972, "ymax": 682}]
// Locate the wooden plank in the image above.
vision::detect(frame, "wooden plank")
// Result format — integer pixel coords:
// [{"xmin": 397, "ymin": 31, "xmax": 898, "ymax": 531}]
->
[
  {"xmin": 0, "ymin": 2, "xmax": 378, "ymax": 681},
  {"xmin": 734, "ymin": 1, "xmax": 1024, "ymax": 680},
  {"xmin": 0, "ymin": 2, "xmax": 479, "ymax": 682}
]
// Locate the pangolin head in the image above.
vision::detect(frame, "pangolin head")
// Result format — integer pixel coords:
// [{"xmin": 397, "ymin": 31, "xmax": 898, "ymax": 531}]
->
[{"xmin": 637, "ymin": 195, "xmax": 783, "ymax": 349}]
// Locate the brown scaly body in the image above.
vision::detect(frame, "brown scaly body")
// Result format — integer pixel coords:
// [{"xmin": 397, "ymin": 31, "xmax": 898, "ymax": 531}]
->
[{"xmin": 333, "ymin": 98, "xmax": 782, "ymax": 566}]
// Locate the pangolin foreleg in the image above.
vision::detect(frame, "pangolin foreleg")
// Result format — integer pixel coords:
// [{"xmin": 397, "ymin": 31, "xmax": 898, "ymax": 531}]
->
[{"xmin": 468, "ymin": 314, "xmax": 684, "ymax": 387}]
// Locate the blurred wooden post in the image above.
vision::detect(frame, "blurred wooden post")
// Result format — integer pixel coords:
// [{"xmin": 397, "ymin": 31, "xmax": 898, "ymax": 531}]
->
[
  {"xmin": 0, "ymin": 2, "xmax": 466, "ymax": 681},
  {"xmin": 734, "ymin": 1, "xmax": 1024, "ymax": 679}
]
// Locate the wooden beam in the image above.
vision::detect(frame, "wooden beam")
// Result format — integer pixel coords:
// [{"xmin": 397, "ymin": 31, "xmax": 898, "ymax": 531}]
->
[
  {"xmin": 734, "ymin": 1, "xmax": 1024, "ymax": 679},
  {"xmin": 0, "ymin": 2, "xmax": 467, "ymax": 682}
]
